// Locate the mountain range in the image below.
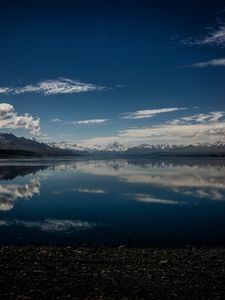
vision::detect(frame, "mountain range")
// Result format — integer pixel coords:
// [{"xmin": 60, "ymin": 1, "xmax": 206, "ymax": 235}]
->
[
  {"xmin": 52, "ymin": 140, "xmax": 225, "ymax": 157},
  {"xmin": 0, "ymin": 133, "xmax": 76, "ymax": 157},
  {"xmin": 0, "ymin": 133, "xmax": 225, "ymax": 157}
]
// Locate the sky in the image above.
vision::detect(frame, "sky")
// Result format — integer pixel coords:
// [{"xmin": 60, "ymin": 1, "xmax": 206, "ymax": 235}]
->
[{"xmin": 0, "ymin": 0, "xmax": 225, "ymax": 146}]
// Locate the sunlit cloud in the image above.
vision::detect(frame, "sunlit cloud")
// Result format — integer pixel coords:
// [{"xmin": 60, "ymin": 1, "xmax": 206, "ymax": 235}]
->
[
  {"xmin": 0, "ymin": 103, "xmax": 41, "ymax": 135},
  {"xmin": 0, "ymin": 78, "xmax": 107, "ymax": 96},
  {"xmin": 120, "ymin": 107, "xmax": 186, "ymax": 120}
]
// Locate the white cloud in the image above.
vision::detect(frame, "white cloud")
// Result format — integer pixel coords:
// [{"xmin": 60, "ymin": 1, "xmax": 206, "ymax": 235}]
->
[
  {"xmin": 183, "ymin": 58, "xmax": 225, "ymax": 68},
  {"xmin": 118, "ymin": 121, "xmax": 225, "ymax": 141},
  {"xmin": 0, "ymin": 103, "xmax": 41, "ymax": 135},
  {"xmin": 168, "ymin": 111, "xmax": 225, "ymax": 125},
  {"xmin": 120, "ymin": 107, "xmax": 186, "ymax": 120},
  {"xmin": 197, "ymin": 25, "xmax": 225, "ymax": 47},
  {"xmin": 181, "ymin": 25, "xmax": 225, "ymax": 47},
  {"xmin": 72, "ymin": 119, "xmax": 109, "ymax": 125},
  {"xmin": 0, "ymin": 87, "xmax": 11, "ymax": 94},
  {"xmin": 52, "ymin": 118, "xmax": 63, "ymax": 123},
  {"xmin": 0, "ymin": 78, "xmax": 107, "ymax": 96},
  {"xmin": 80, "ymin": 111, "xmax": 225, "ymax": 146}
]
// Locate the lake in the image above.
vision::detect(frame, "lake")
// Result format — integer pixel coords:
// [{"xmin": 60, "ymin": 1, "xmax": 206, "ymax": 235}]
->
[{"xmin": 0, "ymin": 158, "xmax": 225, "ymax": 247}]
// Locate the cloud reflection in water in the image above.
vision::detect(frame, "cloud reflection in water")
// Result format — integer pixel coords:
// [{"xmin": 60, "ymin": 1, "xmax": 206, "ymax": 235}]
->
[
  {"xmin": 0, "ymin": 219, "xmax": 97, "ymax": 233},
  {"xmin": 0, "ymin": 178, "xmax": 40, "ymax": 211}
]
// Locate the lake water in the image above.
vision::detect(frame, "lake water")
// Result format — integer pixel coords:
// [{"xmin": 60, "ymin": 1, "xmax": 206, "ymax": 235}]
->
[{"xmin": 0, "ymin": 158, "xmax": 225, "ymax": 247}]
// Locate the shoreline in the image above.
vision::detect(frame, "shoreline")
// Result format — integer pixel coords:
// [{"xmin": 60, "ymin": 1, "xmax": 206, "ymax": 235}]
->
[{"xmin": 0, "ymin": 246, "xmax": 225, "ymax": 299}]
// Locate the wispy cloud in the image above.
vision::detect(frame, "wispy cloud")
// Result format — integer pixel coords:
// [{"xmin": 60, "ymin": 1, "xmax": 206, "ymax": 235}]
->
[
  {"xmin": 0, "ymin": 78, "xmax": 107, "ymax": 96},
  {"xmin": 0, "ymin": 87, "xmax": 11, "ymax": 94},
  {"xmin": 120, "ymin": 107, "xmax": 186, "ymax": 120},
  {"xmin": 168, "ymin": 111, "xmax": 225, "ymax": 125},
  {"xmin": 52, "ymin": 118, "xmax": 63, "ymax": 123},
  {"xmin": 0, "ymin": 219, "xmax": 97, "ymax": 233},
  {"xmin": 181, "ymin": 24, "xmax": 225, "ymax": 47},
  {"xmin": 0, "ymin": 103, "xmax": 41, "ymax": 135},
  {"xmin": 73, "ymin": 188, "xmax": 107, "ymax": 194},
  {"xmin": 124, "ymin": 193, "xmax": 181, "ymax": 205},
  {"xmin": 71, "ymin": 119, "xmax": 109, "ymax": 125},
  {"xmin": 175, "ymin": 188, "xmax": 225, "ymax": 201},
  {"xmin": 182, "ymin": 58, "xmax": 225, "ymax": 68}
]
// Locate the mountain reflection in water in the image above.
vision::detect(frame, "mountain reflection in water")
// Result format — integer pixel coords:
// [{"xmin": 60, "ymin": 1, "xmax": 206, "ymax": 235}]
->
[{"xmin": 0, "ymin": 158, "xmax": 224, "ymax": 246}]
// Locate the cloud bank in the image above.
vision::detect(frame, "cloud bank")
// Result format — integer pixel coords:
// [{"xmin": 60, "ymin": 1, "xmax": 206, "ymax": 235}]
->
[
  {"xmin": 0, "ymin": 78, "xmax": 107, "ymax": 96},
  {"xmin": 81, "ymin": 111, "xmax": 225, "ymax": 146},
  {"xmin": 119, "ymin": 113, "xmax": 225, "ymax": 141},
  {"xmin": 0, "ymin": 103, "xmax": 41, "ymax": 135}
]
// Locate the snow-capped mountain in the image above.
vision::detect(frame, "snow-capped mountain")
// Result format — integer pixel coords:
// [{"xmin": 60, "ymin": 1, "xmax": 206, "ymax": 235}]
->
[
  {"xmin": 50, "ymin": 141, "xmax": 127, "ymax": 153},
  {"xmin": 0, "ymin": 133, "xmax": 77, "ymax": 157},
  {"xmin": 103, "ymin": 141, "xmax": 127, "ymax": 152},
  {"xmin": 49, "ymin": 140, "xmax": 225, "ymax": 156},
  {"xmin": 50, "ymin": 142, "xmax": 90, "ymax": 152},
  {"xmin": 0, "ymin": 133, "xmax": 225, "ymax": 157},
  {"xmin": 126, "ymin": 141, "xmax": 225, "ymax": 156}
]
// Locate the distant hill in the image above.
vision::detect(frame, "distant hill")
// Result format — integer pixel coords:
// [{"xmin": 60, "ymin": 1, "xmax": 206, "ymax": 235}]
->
[{"xmin": 0, "ymin": 133, "xmax": 79, "ymax": 157}]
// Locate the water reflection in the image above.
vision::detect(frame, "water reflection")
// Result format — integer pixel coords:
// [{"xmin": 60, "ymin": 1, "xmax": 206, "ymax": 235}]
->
[
  {"xmin": 0, "ymin": 165, "xmax": 47, "ymax": 181},
  {"xmin": 124, "ymin": 193, "xmax": 183, "ymax": 205},
  {"xmin": 0, "ymin": 178, "xmax": 40, "ymax": 211},
  {"xmin": 0, "ymin": 159, "xmax": 225, "ymax": 246},
  {"xmin": 0, "ymin": 159, "xmax": 225, "ymax": 211},
  {"xmin": 0, "ymin": 219, "xmax": 97, "ymax": 233},
  {"xmin": 52, "ymin": 159, "xmax": 225, "ymax": 202},
  {"xmin": 73, "ymin": 188, "xmax": 107, "ymax": 194}
]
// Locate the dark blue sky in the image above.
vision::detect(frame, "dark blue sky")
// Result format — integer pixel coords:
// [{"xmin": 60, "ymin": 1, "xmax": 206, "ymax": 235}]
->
[{"xmin": 0, "ymin": 0, "xmax": 225, "ymax": 146}]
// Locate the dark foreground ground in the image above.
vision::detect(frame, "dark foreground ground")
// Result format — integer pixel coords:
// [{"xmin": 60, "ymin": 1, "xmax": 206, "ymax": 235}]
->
[{"xmin": 0, "ymin": 246, "xmax": 225, "ymax": 300}]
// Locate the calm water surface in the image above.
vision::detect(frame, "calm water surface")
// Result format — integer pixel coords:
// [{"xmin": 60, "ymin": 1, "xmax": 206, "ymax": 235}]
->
[{"xmin": 0, "ymin": 158, "xmax": 225, "ymax": 247}]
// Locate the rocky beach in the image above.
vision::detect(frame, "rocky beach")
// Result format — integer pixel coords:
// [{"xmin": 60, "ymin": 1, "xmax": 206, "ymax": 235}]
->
[{"xmin": 0, "ymin": 246, "xmax": 225, "ymax": 299}]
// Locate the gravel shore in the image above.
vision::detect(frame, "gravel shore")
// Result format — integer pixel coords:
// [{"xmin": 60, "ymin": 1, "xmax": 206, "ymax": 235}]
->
[{"xmin": 0, "ymin": 246, "xmax": 225, "ymax": 299}]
